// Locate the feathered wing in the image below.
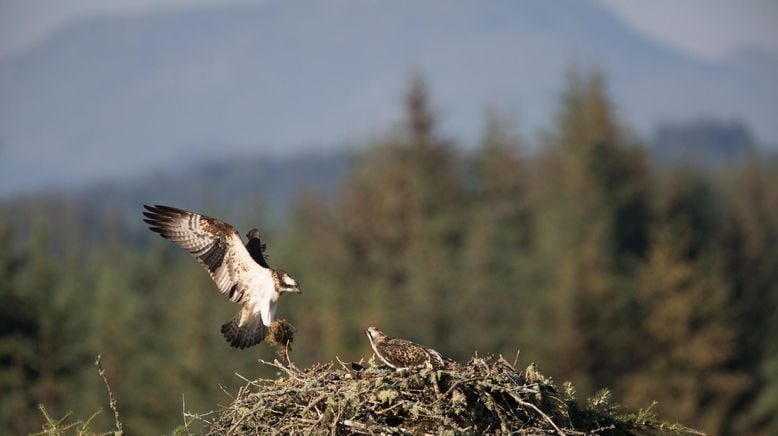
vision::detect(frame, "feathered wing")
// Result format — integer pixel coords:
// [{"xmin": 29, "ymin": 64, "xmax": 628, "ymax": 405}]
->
[
  {"xmin": 377, "ymin": 339, "xmax": 430, "ymax": 368},
  {"xmin": 220, "ymin": 306, "xmax": 268, "ymax": 349},
  {"xmin": 245, "ymin": 228, "xmax": 270, "ymax": 268},
  {"xmin": 424, "ymin": 347, "xmax": 448, "ymax": 368},
  {"xmin": 143, "ymin": 205, "xmax": 273, "ymax": 349},
  {"xmin": 142, "ymin": 204, "xmax": 259, "ymax": 304}
]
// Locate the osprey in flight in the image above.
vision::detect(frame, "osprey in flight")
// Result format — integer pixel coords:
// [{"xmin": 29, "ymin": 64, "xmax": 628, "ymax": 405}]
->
[
  {"xmin": 365, "ymin": 327, "xmax": 448, "ymax": 370},
  {"xmin": 143, "ymin": 205, "xmax": 301, "ymax": 349}
]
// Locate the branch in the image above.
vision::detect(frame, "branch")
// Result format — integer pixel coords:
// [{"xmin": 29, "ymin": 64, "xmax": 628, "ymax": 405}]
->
[{"xmin": 95, "ymin": 355, "xmax": 123, "ymax": 435}]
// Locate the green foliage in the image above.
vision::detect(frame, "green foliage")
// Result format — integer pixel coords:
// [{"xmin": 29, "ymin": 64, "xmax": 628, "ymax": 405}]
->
[
  {"xmin": 532, "ymin": 69, "xmax": 649, "ymax": 393},
  {"xmin": 0, "ymin": 216, "xmax": 94, "ymax": 434},
  {"xmin": 33, "ymin": 405, "xmax": 105, "ymax": 436},
  {"xmin": 722, "ymin": 164, "xmax": 778, "ymax": 433},
  {"xmin": 2, "ymin": 72, "xmax": 777, "ymax": 434},
  {"xmin": 623, "ymin": 222, "xmax": 747, "ymax": 431},
  {"xmin": 459, "ymin": 110, "xmax": 536, "ymax": 356}
]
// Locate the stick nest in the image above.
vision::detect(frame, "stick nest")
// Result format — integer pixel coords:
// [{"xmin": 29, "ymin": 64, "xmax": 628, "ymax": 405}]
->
[{"xmin": 205, "ymin": 355, "xmax": 698, "ymax": 435}]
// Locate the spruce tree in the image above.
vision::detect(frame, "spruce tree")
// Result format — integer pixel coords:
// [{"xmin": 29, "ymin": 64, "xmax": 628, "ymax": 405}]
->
[
  {"xmin": 626, "ymin": 224, "xmax": 747, "ymax": 433},
  {"xmin": 334, "ymin": 74, "xmax": 465, "ymax": 357},
  {"xmin": 624, "ymin": 172, "xmax": 749, "ymax": 434},
  {"xmin": 533, "ymin": 71, "xmax": 648, "ymax": 392},
  {"xmin": 461, "ymin": 110, "xmax": 534, "ymax": 355},
  {"xmin": 723, "ymin": 162, "xmax": 778, "ymax": 433},
  {"xmin": 0, "ymin": 219, "xmax": 36, "ymax": 434},
  {"xmin": 0, "ymin": 216, "xmax": 91, "ymax": 434}
]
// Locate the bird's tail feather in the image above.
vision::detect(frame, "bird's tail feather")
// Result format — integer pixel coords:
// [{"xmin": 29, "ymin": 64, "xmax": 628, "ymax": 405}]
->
[{"xmin": 220, "ymin": 312, "xmax": 266, "ymax": 349}]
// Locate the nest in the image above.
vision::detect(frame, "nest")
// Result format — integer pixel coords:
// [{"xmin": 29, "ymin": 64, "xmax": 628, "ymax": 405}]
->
[{"xmin": 204, "ymin": 354, "xmax": 696, "ymax": 435}]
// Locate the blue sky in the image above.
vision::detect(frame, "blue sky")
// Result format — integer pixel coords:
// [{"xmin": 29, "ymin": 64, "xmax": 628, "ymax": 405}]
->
[{"xmin": 1, "ymin": 0, "xmax": 777, "ymax": 61}]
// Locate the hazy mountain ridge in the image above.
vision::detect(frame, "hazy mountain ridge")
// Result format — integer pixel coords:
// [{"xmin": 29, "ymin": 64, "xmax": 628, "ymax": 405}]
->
[
  {"xmin": 0, "ymin": 152, "xmax": 349, "ymax": 250},
  {"xmin": 2, "ymin": 117, "xmax": 768, "ymax": 254},
  {"xmin": 651, "ymin": 119, "xmax": 757, "ymax": 168},
  {"xmin": 1, "ymin": 0, "xmax": 776, "ymax": 194}
]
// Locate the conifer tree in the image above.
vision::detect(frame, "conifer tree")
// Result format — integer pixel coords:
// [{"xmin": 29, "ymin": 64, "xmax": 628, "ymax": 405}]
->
[
  {"xmin": 0, "ymin": 216, "xmax": 91, "ymax": 434},
  {"xmin": 0, "ymin": 219, "xmax": 36, "ymax": 434},
  {"xmin": 722, "ymin": 162, "xmax": 778, "ymax": 433},
  {"xmin": 460, "ymin": 110, "xmax": 534, "ymax": 355},
  {"xmin": 335, "ymin": 73, "xmax": 465, "ymax": 356},
  {"xmin": 624, "ymin": 182, "xmax": 749, "ymax": 433},
  {"xmin": 276, "ymin": 192, "xmax": 355, "ymax": 362},
  {"xmin": 533, "ymin": 71, "xmax": 648, "ymax": 392}
]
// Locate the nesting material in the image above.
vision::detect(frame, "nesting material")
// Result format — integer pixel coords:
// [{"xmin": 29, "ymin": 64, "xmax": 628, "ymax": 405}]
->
[
  {"xmin": 206, "ymin": 355, "xmax": 695, "ymax": 435},
  {"xmin": 266, "ymin": 319, "xmax": 296, "ymax": 348}
]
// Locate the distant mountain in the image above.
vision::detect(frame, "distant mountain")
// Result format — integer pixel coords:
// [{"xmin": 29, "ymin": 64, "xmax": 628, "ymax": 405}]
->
[
  {"xmin": 1, "ymin": 152, "xmax": 349, "ymax": 249},
  {"xmin": 651, "ymin": 119, "xmax": 757, "ymax": 168},
  {"xmin": 2, "ymin": 119, "xmax": 772, "ymax": 251},
  {"xmin": 1, "ymin": 0, "xmax": 776, "ymax": 194}
]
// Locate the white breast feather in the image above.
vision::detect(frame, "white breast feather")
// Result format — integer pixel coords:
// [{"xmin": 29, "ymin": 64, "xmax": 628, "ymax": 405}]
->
[{"xmin": 248, "ymin": 268, "xmax": 276, "ymax": 327}]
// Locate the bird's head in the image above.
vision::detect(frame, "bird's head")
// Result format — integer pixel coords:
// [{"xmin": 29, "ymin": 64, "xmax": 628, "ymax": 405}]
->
[
  {"xmin": 365, "ymin": 326, "xmax": 386, "ymax": 343},
  {"xmin": 274, "ymin": 270, "xmax": 302, "ymax": 294},
  {"xmin": 246, "ymin": 228, "xmax": 262, "ymax": 240}
]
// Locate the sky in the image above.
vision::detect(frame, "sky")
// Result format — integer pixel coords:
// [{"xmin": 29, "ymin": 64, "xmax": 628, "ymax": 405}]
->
[
  {"xmin": 594, "ymin": 0, "xmax": 778, "ymax": 59},
  {"xmin": 1, "ymin": 0, "xmax": 777, "ymax": 61}
]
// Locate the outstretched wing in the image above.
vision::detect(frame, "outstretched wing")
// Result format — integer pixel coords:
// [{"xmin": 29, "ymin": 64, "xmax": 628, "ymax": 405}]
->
[
  {"xmin": 245, "ymin": 228, "xmax": 270, "ymax": 268},
  {"xmin": 142, "ymin": 204, "xmax": 260, "ymax": 304}
]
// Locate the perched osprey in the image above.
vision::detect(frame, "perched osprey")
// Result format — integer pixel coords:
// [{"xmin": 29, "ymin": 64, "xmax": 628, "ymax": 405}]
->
[
  {"xmin": 365, "ymin": 327, "xmax": 447, "ymax": 370},
  {"xmin": 143, "ymin": 205, "xmax": 301, "ymax": 349}
]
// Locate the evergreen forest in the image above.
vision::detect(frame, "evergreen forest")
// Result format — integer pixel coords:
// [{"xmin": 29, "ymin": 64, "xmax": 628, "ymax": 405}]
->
[{"xmin": 1, "ymin": 72, "xmax": 777, "ymax": 435}]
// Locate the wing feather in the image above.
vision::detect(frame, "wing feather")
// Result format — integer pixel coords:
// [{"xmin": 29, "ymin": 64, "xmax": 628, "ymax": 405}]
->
[
  {"xmin": 143, "ymin": 204, "xmax": 261, "ymax": 304},
  {"xmin": 378, "ymin": 339, "xmax": 429, "ymax": 368}
]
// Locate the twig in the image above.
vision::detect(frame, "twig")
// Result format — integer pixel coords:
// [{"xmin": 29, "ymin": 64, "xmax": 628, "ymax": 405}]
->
[
  {"xmin": 234, "ymin": 371, "xmax": 262, "ymax": 388},
  {"xmin": 218, "ymin": 383, "xmax": 234, "ymax": 399},
  {"xmin": 258, "ymin": 358, "xmax": 302, "ymax": 380},
  {"xmin": 331, "ymin": 403, "xmax": 343, "ymax": 435},
  {"xmin": 181, "ymin": 394, "xmax": 194, "ymax": 436},
  {"xmin": 227, "ymin": 409, "xmax": 250, "ymax": 434},
  {"xmin": 284, "ymin": 340, "xmax": 296, "ymax": 369},
  {"xmin": 512, "ymin": 349, "xmax": 521, "ymax": 369},
  {"xmin": 341, "ymin": 419, "xmax": 411, "ymax": 435},
  {"xmin": 95, "ymin": 355, "xmax": 123, "ymax": 435},
  {"xmin": 335, "ymin": 355, "xmax": 351, "ymax": 371},
  {"xmin": 514, "ymin": 396, "xmax": 565, "ymax": 436},
  {"xmin": 299, "ymin": 393, "xmax": 329, "ymax": 417}
]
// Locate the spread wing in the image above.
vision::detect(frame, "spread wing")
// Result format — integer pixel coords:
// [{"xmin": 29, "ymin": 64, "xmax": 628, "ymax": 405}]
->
[
  {"xmin": 143, "ymin": 204, "xmax": 261, "ymax": 304},
  {"xmin": 245, "ymin": 228, "xmax": 270, "ymax": 268}
]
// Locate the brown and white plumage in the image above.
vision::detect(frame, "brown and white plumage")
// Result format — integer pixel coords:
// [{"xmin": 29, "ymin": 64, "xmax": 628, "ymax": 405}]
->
[
  {"xmin": 365, "ymin": 327, "xmax": 448, "ymax": 370},
  {"xmin": 143, "ymin": 205, "xmax": 301, "ymax": 349}
]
